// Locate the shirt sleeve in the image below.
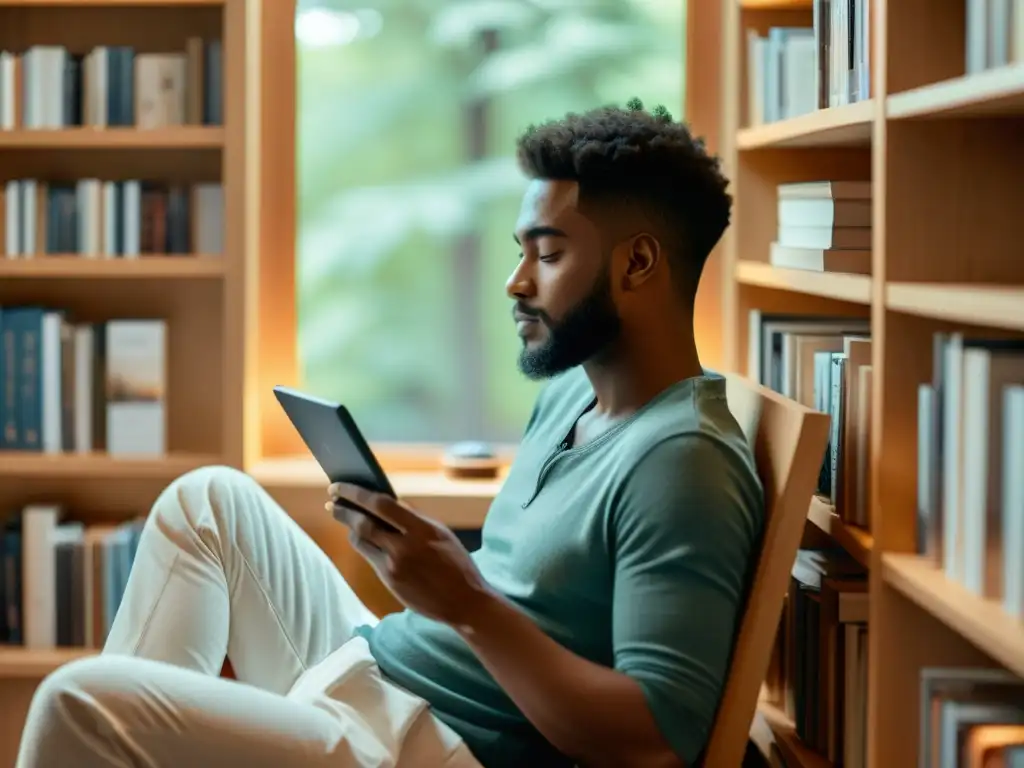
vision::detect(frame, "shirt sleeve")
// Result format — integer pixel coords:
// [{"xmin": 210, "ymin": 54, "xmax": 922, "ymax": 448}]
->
[{"xmin": 610, "ymin": 433, "xmax": 764, "ymax": 765}]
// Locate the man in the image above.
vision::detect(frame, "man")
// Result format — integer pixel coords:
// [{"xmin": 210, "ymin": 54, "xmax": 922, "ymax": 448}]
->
[{"xmin": 16, "ymin": 99, "xmax": 763, "ymax": 768}]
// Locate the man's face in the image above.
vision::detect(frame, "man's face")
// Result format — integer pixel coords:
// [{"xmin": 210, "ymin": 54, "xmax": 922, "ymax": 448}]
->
[{"xmin": 507, "ymin": 179, "xmax": 622, "ymax": 380}]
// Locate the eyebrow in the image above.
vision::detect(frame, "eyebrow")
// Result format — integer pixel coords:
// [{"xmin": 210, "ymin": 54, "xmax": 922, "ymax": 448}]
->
[{"xmin": 513, "ymin": 225, "xmax": 568, "ymax": 245}]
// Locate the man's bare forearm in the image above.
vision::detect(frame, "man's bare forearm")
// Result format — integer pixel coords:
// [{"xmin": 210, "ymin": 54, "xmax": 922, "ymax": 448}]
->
[{"xmin": 454, "ymin": 590, "xmax": 683, "ymax": 768}]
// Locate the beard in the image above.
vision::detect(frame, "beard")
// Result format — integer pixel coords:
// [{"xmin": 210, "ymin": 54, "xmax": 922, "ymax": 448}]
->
[{"xmin": 516, "ymin": 267, "xmax": 622, "ymax": 381}]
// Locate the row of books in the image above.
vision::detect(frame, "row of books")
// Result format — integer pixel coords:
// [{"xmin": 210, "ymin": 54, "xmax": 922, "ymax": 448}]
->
[
  {"xmin": 769, "ymin": 180, "xmax": 872, "ymax": 276},
  {"xmin": 0, "ymin": 308, "xmax": 167, "ymax": 457},
  {"xmin": 745, "ymin": 0, "xmax": 870, "ymax": 127},
  {"xmin": 764, "ymin": 546, "xmax": 869, "ymax": 767},
  {"xmin": 750, "ymin": 312, "xmax": 1024, "ymax": 616},
  {"xmin": 920, "ymin": 666, "xmax": 1024, "ymax": 767},
  {"xmin": 0, "ymin": 40, "xmax": 223, "ymax": 130},
  {"xmin": 0, "ymin": 503, "xmax": 142, "ymax": 649},
  {"xmin": 748, "ymin": 311, "xmax": 873, "ymax": 530},
  {"xmin": 2, "ymin": 179, "xmax": 224, "ymax": 258},
  {"xmin": 766, "ymin": 551, "xmax": 1024, "ymax": 768},
  {"xmin": 918, "ymin": 332, "xmax": 1024, "ymax": 620},
  {"xmin": 966, "ymin": 0, "xmax": 1024, "ymax": 74}
]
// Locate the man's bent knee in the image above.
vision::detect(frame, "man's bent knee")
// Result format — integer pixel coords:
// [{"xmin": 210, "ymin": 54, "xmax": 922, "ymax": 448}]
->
[
  {"xmin": 154, "ymin": 464, "xmax": 264, "ymax": 530},
  {"xmin": 167, "ymin": 464, "xmax": 256, "ymax": 500},
  {"xmin": 19, "ymin": 657, "xmax": 128, "ymax": 764}
]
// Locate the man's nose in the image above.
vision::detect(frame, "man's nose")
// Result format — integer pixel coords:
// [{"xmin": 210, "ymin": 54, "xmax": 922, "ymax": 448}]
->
[{"xmin": 505, "ymin": 260, "xmax": 536, "ymax": 300}]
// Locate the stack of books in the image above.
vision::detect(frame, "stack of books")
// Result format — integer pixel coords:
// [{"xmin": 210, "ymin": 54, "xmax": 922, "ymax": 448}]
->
[{"xmin": 769, "ymin": 180, "xmax": 872, "ymax": 277}]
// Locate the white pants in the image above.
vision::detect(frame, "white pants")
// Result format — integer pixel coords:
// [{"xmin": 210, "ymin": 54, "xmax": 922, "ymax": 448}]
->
[{"xmin": 15, "ymin": 466, "xmax": 482, "ymax": 768}]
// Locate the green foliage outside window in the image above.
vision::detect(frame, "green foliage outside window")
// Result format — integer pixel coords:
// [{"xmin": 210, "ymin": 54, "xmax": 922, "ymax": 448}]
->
[{"xmin": 295, "ymin": 0, "xmax": 686, "ymax": 443}]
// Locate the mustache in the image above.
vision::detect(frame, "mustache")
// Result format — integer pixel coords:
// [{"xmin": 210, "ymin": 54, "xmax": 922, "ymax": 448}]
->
[{"xmin": 512, "ymin": 303, "xmax": 549, "ymax": 322}]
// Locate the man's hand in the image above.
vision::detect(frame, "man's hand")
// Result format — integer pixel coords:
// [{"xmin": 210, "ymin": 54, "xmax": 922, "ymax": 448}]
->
[
  {"xmin": 326, "ymin": 482, "xmax": 494, "ymax": 626},
  {"xmin": 328, "ymin": 483, "xmax": 682, "ymax": 767}
]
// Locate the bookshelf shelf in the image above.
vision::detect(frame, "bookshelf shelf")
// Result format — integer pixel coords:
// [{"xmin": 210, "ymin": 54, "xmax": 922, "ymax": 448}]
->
[
  {"xmin": 883, "ymin": 554, "xmax": 1024, "ymax": 679},
  {"xmin": 740, "ymin": 0, "xmax": 813, "ymax": 9},
  {"xmin": 886, "ymin": 283, "xmax": 1024, "ymax": 331},
  {"xmin": 736, "ymin": 100, "xmax": 875, "ymax": 150},
  {"xmin": 0, "ymin": 647, "xmax": 94, "ymax": 678},
  {"xmin": 0, "ymin": 128, "xmax": 224, "ymax": 150},
  {"xmin": 0, "ymin": 651, "xmax": 95, "ymax": 679},
  {"xmin": 806, "ymin": 496, "xmax": 873, "ymax": 568},
  {"xmin": 736, "ymin": 261, "xmax": 872, "ymax": 304},
  {"xmin": 757, "ymin": 702, "xmax": 833, "ymax": 768},
  {"xmin": 0, "ymin": 0, "xmax": 222, "ymax": 6},
  {"xmin": 887, "ymin": 64, "xmax": 1024, "ymax": 120},
  {"xmin": 0, "ymin": 452, "xmax": 222, "ymax": 480},
  {"xmin": 0, "ymin": 256, "xmax": 224, "ymax": 279}
]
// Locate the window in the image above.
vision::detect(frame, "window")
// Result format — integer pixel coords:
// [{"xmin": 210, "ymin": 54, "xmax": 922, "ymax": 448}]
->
[{"xmin": 294, "ymin": 0, "xmax": 685, "ymax": 444}]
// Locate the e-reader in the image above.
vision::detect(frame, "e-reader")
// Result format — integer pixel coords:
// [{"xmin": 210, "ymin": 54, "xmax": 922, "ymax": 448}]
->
[{"xmin": 272, "ymin": 385, "xmax": 400, "ymax": 532}]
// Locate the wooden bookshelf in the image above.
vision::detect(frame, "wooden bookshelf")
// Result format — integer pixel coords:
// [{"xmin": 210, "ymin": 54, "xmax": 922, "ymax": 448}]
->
[
  {"xmin": 756, "ymin": 701, "xmax": 833, "ymax": 768},
  {"xmin": 0, "ymin": 126, "xmax": 224, "ymax": 149},
  {"xmin": 806, "ymin": 496, "xmax": 873, "ymax": 569},
  {"xmin": 0, "ymin": 647, "xmax": 94, "ymax": 678},
  {"xmin": 740, "ymin": 0, "xmax": 813, "ymax": 9},
  {"xmin": 0, "ymin": 451, "xmax": 222, "ymax": 480},
  {"xmin": 886, "ymin": 283, "xmax": 1024, "ymax": 331},
  {"xmin": 736, "ymin": 99, "xmax": 875, "ymax": 149},
  {"xmin": 885, "ymin": 63, "xmax": 1024, "ymax": 119},
  {"xmin": 723, "ymin": 0, "xmax": 1024, "ymax": 766},
  {"xmin": 736, "ymin": 261, "xmax": 872, "ymax": 304},
  {"xmin": 0, "ymin": 255, "xmax": 225, "ymax": 278},
  {"xmin": 0, "ymin": 0, "xmax": 223, "ymax": 5},
  {"xmin": 883, "ymin": 554, "xmax": 1024, "ymax": 680},
  {"xmin": 0, "ymin": 0, "xmax": 253, "ymax": 761}
]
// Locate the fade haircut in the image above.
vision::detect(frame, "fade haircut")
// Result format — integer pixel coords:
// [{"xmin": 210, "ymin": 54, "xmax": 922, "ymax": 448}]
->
[{"xmin": 514, "ymin": 98, "xmax": 732, "ymax": 300}]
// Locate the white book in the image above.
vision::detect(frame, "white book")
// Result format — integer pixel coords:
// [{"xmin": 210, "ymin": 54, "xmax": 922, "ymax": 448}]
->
[
  {"xmin": 21, "ymin": 504, "xmax": 61, "ymax": 649},
  {"xmin": 4, "ymin": 179, "xmax": 20, "ymax": 257},
  {"xmin": 942, "ymin": 335, "xmax": 966, "ymax": 583},
  {"xmin": 0, "ymin": 52, "xmax": 16, "ymax": 129},
  {"xmin": 74, "ymin": 325, "xmax": 95, "ymax": 453},
  {"xmin": 20, "ymin": 179, "xmax": 36, "ymax": 256},
  {"xmin": 122, "ymin": 180, "xmax": 141, "ymax": 258},
  {"xmin": 193, "ymin": 183, "xmax": 224, "ymax": 255},
  {"xmin": 1002, "ymin": 385, "xmax": 1024, "ymax": 618},
  {"xmin": 40, "ymin": 311, "xmax": 63, "ymax": 454},
  {"xmin": 106, "ymin": 319, "xmax": 167, "ymax": 456},
  {"xmin": 1014, "ymin": 0, "xmax": 1024, "ymax": 62}
]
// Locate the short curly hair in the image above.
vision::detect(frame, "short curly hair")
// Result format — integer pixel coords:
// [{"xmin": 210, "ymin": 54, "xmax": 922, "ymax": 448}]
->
[{"xmin": 515, "ymin": 98, "xmax": 731, "ymax": 299}]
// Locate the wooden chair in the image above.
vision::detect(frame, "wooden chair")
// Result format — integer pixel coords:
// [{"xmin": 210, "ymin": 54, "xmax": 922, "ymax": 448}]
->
[{"xmin": 700, "ymin": 374, "xmax": 831, "ymax": 767}]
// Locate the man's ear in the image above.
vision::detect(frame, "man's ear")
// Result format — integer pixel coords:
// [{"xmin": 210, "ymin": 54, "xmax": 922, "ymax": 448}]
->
[{"xmin": 620, "ymin": 233, "xmax": 661, "ymax": 290}]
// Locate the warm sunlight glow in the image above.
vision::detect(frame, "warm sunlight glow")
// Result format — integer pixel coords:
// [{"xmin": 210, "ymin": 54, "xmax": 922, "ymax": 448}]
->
[{"xmin": 295, "ymin": 8, "xmax": 383, "ymax": 48}]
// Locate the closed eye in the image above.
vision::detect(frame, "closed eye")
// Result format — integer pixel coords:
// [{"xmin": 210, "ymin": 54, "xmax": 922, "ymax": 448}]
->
[{"xmin": 539, "ymin": 251, "xmax": 563, "ymax": 263}]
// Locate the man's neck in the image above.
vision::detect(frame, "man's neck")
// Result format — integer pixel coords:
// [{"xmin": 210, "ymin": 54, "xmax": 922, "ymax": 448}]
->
[{"xmin": 582, "ymin": 325, "xmax": 703, "ymax": 419}]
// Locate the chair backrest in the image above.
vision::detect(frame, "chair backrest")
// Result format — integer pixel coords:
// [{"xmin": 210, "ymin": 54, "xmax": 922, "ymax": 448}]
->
[{"xmin": 700, "ymin": 374, "xmax": 831, "ymax": 767}]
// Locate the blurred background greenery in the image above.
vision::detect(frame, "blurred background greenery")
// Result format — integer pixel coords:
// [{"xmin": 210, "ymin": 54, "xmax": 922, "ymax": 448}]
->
[{"xmin": 295, "ymin": 0, "xmax": 686, "ymax": 443}]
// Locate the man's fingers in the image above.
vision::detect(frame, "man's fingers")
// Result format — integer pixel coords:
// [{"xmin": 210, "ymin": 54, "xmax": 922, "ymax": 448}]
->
[
  {"xmin": 327, "ymin": 482, "xmax": 422, "ymax": 534},
  {"xmin": 348, "ymin": 530, "xmax": 390, "ymax": 572},
  {"xmin": 328, "ymin": 500, "xmax": 400, "ymax": 551}
]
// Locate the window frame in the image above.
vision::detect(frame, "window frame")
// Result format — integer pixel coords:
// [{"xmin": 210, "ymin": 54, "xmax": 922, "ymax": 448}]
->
[{"xmin": 252, "ymin": 0, "xmax": 721, "ymax": 471}]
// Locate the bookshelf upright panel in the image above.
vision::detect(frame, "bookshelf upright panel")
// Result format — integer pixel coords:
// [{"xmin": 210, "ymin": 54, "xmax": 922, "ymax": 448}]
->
[{"xmin": 725, "ymin": 0, "xmax": 1024, "ymax": 765}]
